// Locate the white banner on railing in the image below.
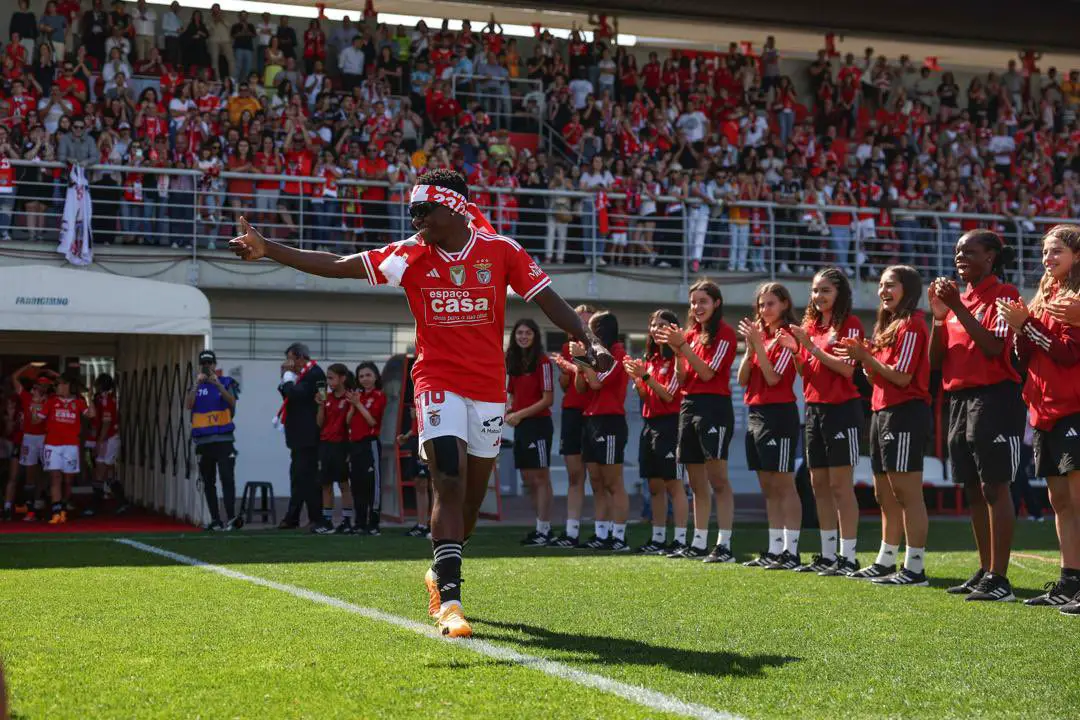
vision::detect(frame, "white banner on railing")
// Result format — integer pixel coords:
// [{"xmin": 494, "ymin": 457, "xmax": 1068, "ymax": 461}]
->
[{"xmin": 57, "ymin": 165, "xmax": 93, "ymax": 266}]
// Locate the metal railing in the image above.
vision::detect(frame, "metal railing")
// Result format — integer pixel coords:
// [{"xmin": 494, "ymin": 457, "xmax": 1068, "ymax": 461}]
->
[
  {"xmin": 2, "ymin": 159, "xmax": 1068, "ymax": 294},
  {"xmin": 449, "ymin": 75, "xmax": 542, "ymax": 131}
]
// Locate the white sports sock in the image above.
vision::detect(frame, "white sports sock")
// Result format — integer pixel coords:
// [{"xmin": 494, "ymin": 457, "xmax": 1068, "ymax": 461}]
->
[
  {"xmin": 905, "ymin": 546, "xmax": 925, "ymax": 573},
  {"xmin": 717, "ymin": 529, "xmax": 732, "ymax": 549},
  {"xmin": 768, "ymin": 528, "xmax": 784, "ymax": 554},
  {"xmin": 439, "ymin": 599, "xmax": 462, "ymax": 612},
  {"xmin": 783, "ymin": 529, "xmax": 801, "ymax": 555},
  {"xmin": 673, "ymin": 527, "xmax": 687, "ymax": 544},
  {"xmin": 652, "ymin": 525, "xmax": 666, "ymax": 542},
  {"xmin": 596, "ymin": 522, "xmax": 610, "ymax": 540},
  {"xmin": 612, "ymin": 523, "xmax": 626, "ymax": 541},
  {"xmin": 875, "ymin": 542, "xmax": 900, "ymax": 566},
  {"xmin": 840, "ymin": 537, "xmax": 857, "ymax": 562},
  {"xmin": 536, "ymin": 519, "xmax": 551, "ymax": 535},
  {"xmin": 820, "ymin": 530, "xmax": 838, "ymax": 559},
  {"xmin": 565, "ymin": 519, "xmax": 580, "ymax": 539},
  {"xmin": 691, "ymin": 528, "xmax": 708, "ymax": 549}
]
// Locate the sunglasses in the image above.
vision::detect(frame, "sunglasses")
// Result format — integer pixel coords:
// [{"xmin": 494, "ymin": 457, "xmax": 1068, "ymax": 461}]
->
[{"xmin": 408, "ymin": 202, "xmax": 439, "ymax": 219}]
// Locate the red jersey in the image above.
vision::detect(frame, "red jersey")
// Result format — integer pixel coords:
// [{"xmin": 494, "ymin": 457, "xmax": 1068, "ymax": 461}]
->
[
  {"xmin": 940, "ymin": 276, "xmax": 1021, "ymax": 391},
  {"xmin": 283, "ymin": 149, "xmax": 314, "ymax": 195},
  {"xmin": 800, "ymin": 315, "xmax": 864, "ymax": 404},
  {"xmin": 20, "ymin": 390, "xmax": 47, "ymax": 436},
  {"xmin": 642, "ymin": 61, "xmax": 661, "ymax": 90},
  {"xmin": 44, "ymin": 395, "xmax": 88, "ymax": 447},
  {"xmin": 1017, "ymin": 293, "xmax": 1080, "ymax": 431},
  {"xmin": 360, "ymin": 229, "xmax": 551, "ymax": 404},
  {"xmin": 507, "ymin": 356, "xmax": 554, "ymax": 416},
  {"xmin": 869, "ymin": 311, "xmax": 931, "ymax": 411},
  {"xmin": 744, "ymin": 327, "xmax": 798, "ymax": 406},
  {"xmin": 585, "ymin": 343, "xmax": 628, "ymax": 416},
  {"xmin": 93, "ymin": 391, "xmax": 120, "ymax": 439},
  {"xmin": 681, "ymin": 322, "xmax": 737, "ymax": 396},
  {"xmin": 320, "ymin": 392, "xmax": 349, "ymax": 442},
  {"xmin": 640, "ymin": 351, "xmax": 680, "ymax": 418},
  {"xmin": 560, "ymin": 342, "xmax": 590, "ymax": 410},
  {"xmin": 348, "ymin": 389, "xmax": 387, "ymax": 441}
]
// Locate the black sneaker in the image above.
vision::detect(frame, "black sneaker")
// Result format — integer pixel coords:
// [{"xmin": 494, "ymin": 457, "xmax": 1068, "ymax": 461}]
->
[
  {"xmin": 405, "ymin": 523, "xmax": 428, "ymax": 537},
  {"xmin": 679, "ymin": 545, "xmax": 708, "ymax": 559},
  {"xmin": 580, "ymin": 535, "xmax": 607, "ymax": 550},
  {"xmin": 205, "ymin": 520, "xmax": 225, "ymax": 532},
  {"xmin": 764, "ymin": 551, "xmax": 801, "ymax": 570},
  {"xmin": 872, "ymin": 567, "xmax": 929, "ymax": 586},
  {"xmin": 819, "ymin": 557, "xmax": 860, "ymax": 577},
  {"xmin": 635, "ymin": 540, "xmax": 666, "ymax": 554},
  {"xmin": 607, "ymin": 538, "xmax": 631, "ymax": 552},
  {"xmin": 1024, "ymin": 577, "xmax": 1080, "ymax": 606},
  {"xmin": 549, "ymin": 534, "xmax": 579, "ymax": 548},
  {"xmin": 1059, "ymin": 598, "xmax": 1080, "ymax": 616},
  {"xmin": 313, "ymin": 521, "xmax": 336, "ymax": 535},
  {"xmin": 520, "ymin": 531, "xmax": 551, "ymax": 547},
  {"xmin": 795, "ymin": 554, "xmax": 834, "ymax": 573},
  {"xmin": 947, "ymin": 568, "xmax": 986, "ymax": 595},
  {"xmin": 703, "ymin": 544, "xmax": 735, "ymax": 564},
  {"xmin": 966, "ymin": 573, "xmax": 1016, "ymax": 602},
  {"xmin": 743, "ymin": 551, "xmax": 778, "ymax": 568},
  {"xmin": 225, "ymin": 516, "xmax": 245, "ymax": 532},
  {"xmin": 333, "ymin": 521, "xmax": 354, "ymax": 535},
  {"xmin": 664, "ymin": 541, "xmax": 689, "ymax": 558},
  {"xmin": 80, "ymin": 508, "xmax": 97, "ymax": 518},
  {"xmin": 849, "ymin": 562, "xmax": 896, "ymax": 580}
]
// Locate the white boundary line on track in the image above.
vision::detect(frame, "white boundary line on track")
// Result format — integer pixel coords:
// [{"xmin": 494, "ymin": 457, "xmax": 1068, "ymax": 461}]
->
[{"xmin": 115, "ymin": 538, "xmax": 740, "ymax": 720}]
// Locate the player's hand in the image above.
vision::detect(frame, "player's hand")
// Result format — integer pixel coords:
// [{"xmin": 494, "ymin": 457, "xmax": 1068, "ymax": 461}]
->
[
  {"xmin": 787, "ymin": 324, "xmax": 811, "ymax": 348},
  {"xmin": 229, "ymin": 216, "xmax": 267, "ymax": 261},
  {"xmin": 996, "ymin": 297, "xmax": 1029, "ymax": 332},
  {"xmin": 737, "ymin": 318, "xmax": 763, "ymax": 346},
  {"xmin": 504, "ymin": 411, "xmax": 520, "ymax": 427},
  {"xmin": 196, "ymin": 373, "xmax": 208, "ymax": 384},
  {"xmin": 623, "ymin": 356, "xmax": 646, "ymax": 379},
  {"xmin": 836, "ymin": 336, "xmax": 870, "ymax": 362},
  {"xmin": 927, "ymin": 279, "xmax": 950, "ymax": 320},
  {"xmin": 549, "ymin": 352, "xmax": 575, "ymax": 373},
  {"xmin": 933, "ymin": 278, "xmax": 962, "ymax": 311},
  {"xmin": 777, "ymin": 330, "xmax": 799, "ymax": 353},
  {"xmin": 654, "ymin": 323, "xmax": 686, "ymax": 349},
  {"xmin": 1047, "ymin": 296, "xmax": 1080, "ymax": 326},
  {"xmin": 395, "ymin": 433, "xmax": 410, "ymax": 445}
]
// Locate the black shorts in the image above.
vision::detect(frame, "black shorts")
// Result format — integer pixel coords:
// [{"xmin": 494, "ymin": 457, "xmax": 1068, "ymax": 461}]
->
[
  {"xmin": 1033, "ymin": 412, "xmax": 1080, "ymax": 478},
  {"xmin": 348, "ymin": 437, "xmax": 381, "ymax": 488},
  {"xmin": 513, "ymin": 415, "xmax": 554, "ymax": 470},
  {"xmin": 805, "ymin": 399, "xmax": 863, "ymax": 469},
  {"xmin": 745, "ymin": 403, "xmax": 800, "ymax": 473},
  {"xmin": 319, "ymin": 441, "xmax": 349, "ymax": 485},
  {"xmin": 677, "ymin": 394, "xmax": 734, "ymax": 465},
  {"xmin": 640, "ymin": 414, "xmax": 679, "ymax": 480},
  {"xmin": 947, "ymin": 381, "xmax": 1024, "ymax": 485},
  {"xmin": 869, "ymin": 400, "xmax": 931, "ymax": 474},
  {"xmin": 560, "ymin": 407, "xmax": 585, "ymax": 456},
  {"xmin": 583, "ymin": 414, "xmax": 628, "ymax": 466}
]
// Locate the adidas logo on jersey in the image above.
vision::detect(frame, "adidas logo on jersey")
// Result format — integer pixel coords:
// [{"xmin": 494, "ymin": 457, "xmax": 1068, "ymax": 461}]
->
[
  {"xmin": 426, "ymin": 269, "xmax": 440, "ymax": 278},
  {"xmin": 665, "ymin": 452, "xmax": 675, "ymax": 459},
  {"xmin": 1067, "ymin": 427, "xmax": 1078, "ymax": 438},
  {"xmin": 528, "ymin": 442, "xmax": 536, "ymax": 449},
  {"xmin": 766, "ymin": 439, "xmax": 777, "ymax": 446},
  {"xmin": 707, "ymin": 427, "xmax": 718, "ymax": 434},
  {"xmin": 993, "ymin": 435, "xmax": 1007, "ymax": 443},
  {"xmin": 882, "ymin": 433, "xmax": 895, "ymax": 441},
  {"xmin": 834, "ymin": 432, "xmax": 846, "ymax": 440}
]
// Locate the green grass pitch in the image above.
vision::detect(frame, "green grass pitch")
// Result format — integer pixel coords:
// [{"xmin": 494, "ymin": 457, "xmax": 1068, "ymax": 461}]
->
[{"xmin": 0, "ymin": 520, "xmax": 1076, "ymax": 719}]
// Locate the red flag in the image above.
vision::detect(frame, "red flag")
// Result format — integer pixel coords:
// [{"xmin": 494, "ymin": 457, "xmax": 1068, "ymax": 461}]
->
[{"xmin": 596, "ymin": 192, "xmax": 610, "ymax": 236}]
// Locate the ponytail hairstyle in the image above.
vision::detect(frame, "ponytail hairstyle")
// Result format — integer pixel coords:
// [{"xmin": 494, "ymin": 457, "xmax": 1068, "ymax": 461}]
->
[
  {"xmin": 645, "ymin": 309, "xmax": 679, "ymax": 359},
  {"xmin": 354, "ymin": 361, "xmax": 383, "ymax": 390},
  {"xmin": 505, "ymin": 317, "xmax": 544, "ymax": 376},
  {"xmin": 960, "ymin": 228, "xmax": 1016, "ymax": 279},
  {"xmin": 871, "ymin": 265, "xmax": 923, "ymax": 350},
  {"xmin": 752, "ymin": 281, "xmax": 797, "ymax": 331},
  {"xmin": 589, "ymin": 311, "xmax": 620, "ymax": 349},
  {"xmin": 1030, "ymin": 224, "xmax": 1080, "ymax": 315},
  {"xmin": 802, "ymin": 266, "xmax": 853, "ymax": 332},
  {"xmin": 686, "ymin": 279, "xmax": 723, "ymax": 345}
]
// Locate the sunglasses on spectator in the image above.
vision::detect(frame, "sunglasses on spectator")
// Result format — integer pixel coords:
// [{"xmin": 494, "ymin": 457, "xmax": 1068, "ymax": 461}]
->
[
  {"xmin": 408, "ymin": 202, "xmax": 439, "ymax": 219},
  {"xmin": 73, "ymin": 123, "xmax": 85, "ymax": 129}
]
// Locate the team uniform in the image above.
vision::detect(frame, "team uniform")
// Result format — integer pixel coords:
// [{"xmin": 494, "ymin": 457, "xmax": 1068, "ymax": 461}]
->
[
  {"xmin": 744, "ymin": 327, "xmax": 800, "ymax": 473},
  {"xmin": 358, "ymin": 227, "xmax": 552, "ymax": 458},
  {"xmin": 93, "ymin": 391, "xmax": 121, "ymax": 465},
  {"xmin": 583, "ymin": 343, "xmax": 629, "ymax": 465},
  {"xmin": 677, "ymin": 323, "xmax": 737, "ymax": 465},
  {"xmin": 801, "ymin": 316, "xmax": 865, "ymax": 469},
  {"xmin": 18, "ymin": 390, "xmax": 47, "ymax": 467},
  {"xmin": 639, "ymin": 351, "xmax": 681, "ymax": 481},
  {"xmin": 348, "ymin": 388, "xmax": 387, "ymax": 531},
  {"xmin": 507, "ymin": 356, "xmax": 555, "ymax": 470},
  {"xmin": 868, "ymin": 312, "xmax": 932, "ymax": 474},
  {"xmin": 43, "ymin": 395, "xmax": 89, "ymax": 474},
  {"xmin": 559, "ymin": 341, "xmax": 590, "ymax": 456},
  {"xmin": 319, "ymin": 392, "xmax": 350, "ymax": 487}
]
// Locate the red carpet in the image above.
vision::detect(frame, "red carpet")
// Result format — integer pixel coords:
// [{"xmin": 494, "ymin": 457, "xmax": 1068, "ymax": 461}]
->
[{"xmin": 0, "ymin": 510, "xmax": 200, "ymax": 535}]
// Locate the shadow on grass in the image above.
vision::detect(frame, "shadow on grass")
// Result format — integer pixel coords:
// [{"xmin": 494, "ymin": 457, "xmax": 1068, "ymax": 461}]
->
[{"xmin": 471, "ymin": 618, "xmax": 800, "ymax": 678}]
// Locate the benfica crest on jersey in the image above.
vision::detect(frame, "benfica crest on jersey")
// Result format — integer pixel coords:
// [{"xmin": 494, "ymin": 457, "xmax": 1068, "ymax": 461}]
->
[
  {"xmin": 474, "ymin": 261, "xmax": 492, "ymax": 284},
  {"xmin": 449, "ymin": 265, "xmax": 466, "ymax": 286}
]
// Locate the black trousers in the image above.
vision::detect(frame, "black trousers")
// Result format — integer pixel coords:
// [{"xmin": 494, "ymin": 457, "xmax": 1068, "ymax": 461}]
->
[
  {"xmin": 197, "ymin": 441, "xmax": 236, "ymax": 523},
  {"xmin": 349, "ymin": 438, "xmax": 382, "ymax": 530},
  {"xmin": 285, "ymin": 445, "xmax": 322, "ymax": 525}
]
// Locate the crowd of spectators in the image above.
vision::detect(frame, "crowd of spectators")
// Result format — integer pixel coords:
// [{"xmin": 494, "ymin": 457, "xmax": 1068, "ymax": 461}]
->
[{"xmin": 1, "ymin": 0, "xmax": 1079, "ymax": 277}]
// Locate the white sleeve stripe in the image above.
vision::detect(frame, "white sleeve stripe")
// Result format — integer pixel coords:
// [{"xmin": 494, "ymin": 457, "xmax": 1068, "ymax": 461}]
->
[
  {"xmin": 993, "ymin": 315, "xmax": 1009, "ymax": 338},
  {"xmin": 895, "ymin": 331, "xmax": 917, "ymax": 372},
  {"xmin": 522, "ymin": 276, "xmax": 552, "ymax": 302},
  {"xmin": 1024, "ymin": 324, "xmax": 1052, "ymax": 351},
  {"xmin": 666, "ymin": 375, "xmax": 680, "ymax": 394},
  {"xmin": 774, "ymin": 348, "xmax": 793, "ymax": 375},
  {"xmin": 359, "ymin": 252, "xmax": 376, "ymax": 285},
  {"xmin": 542, "ymin": 363, "xmax": 553, "ymax": 391},
  {"xmin": 709, "ymin": 340, "xmax": 730, "ymax": 370}
]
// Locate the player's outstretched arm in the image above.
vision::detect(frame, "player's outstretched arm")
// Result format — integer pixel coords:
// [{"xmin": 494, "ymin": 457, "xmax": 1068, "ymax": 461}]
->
[
  {"xmin": 228, "ymin": 216, "xmax": 368, "ymax": 280},
  {"xmin": 534, "ymin": 287, "xmax": 613, "ymax": 372}
]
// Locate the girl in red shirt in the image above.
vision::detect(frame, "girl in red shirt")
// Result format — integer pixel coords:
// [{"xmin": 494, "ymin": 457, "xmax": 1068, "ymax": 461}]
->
[
  {"xmin": 786, "ymin": 268, "xmax": 865, "ymax": 575},
  {"xmin": 43, "ymin": 372, "xmax": 94, "ymax": 525},
  {"xmin": 997, "ymin": 224, "xmax": 1080, "ymax": 611},
  {"xmin": 624, "ymin": 309, "xmax": 689, "ymax": 554},
  {"xmin": 654, "ymin": 280, "xmax": 737, "ymax": 561},
  {"xmin": 572, "ymin": 312, "xmax": 630, "ymax": 551},
  {"xmin": 505, "ymin": 319, "xmax": 555, "ymax": 547},
  {"xmin": 316, "ymin": 363, "xmax": 353, "ymax": 534},
  {"xmin": 738, "ymin": 282, "xmax": 802, "ymax": 570},
  {"xmin": 348, "ymin": 361, "xmax": 387, "ymax": 535},
  {"xmin": 839, "ymin": 265, "xmax": 932, "ymax": 586}
]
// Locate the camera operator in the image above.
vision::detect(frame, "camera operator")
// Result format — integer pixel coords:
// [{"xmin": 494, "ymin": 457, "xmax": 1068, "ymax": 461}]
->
[
  {"xmin": 185, "ymin": 350, "xmax": 241, "ymax": 531},
  {"xmin": 276, "ymin": 342, "xmax": 325, "ymax": 530}
]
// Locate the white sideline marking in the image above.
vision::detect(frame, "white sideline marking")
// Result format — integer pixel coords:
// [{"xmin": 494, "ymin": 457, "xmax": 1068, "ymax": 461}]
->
[{"xmin": 116, "ymin": 539, "xmax": 740, "ymax": 720}]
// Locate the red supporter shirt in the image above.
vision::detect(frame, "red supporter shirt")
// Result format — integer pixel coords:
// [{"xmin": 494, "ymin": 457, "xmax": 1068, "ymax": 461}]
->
[
  {"xmin": 1016, "ymin": 288, "xmax": 1080, "ymax": 431},
  {"xmin": 348, "ymin": 389, "xmax": 387, "ymax": 441},
  {"xmin": 560, "ymin": 342, "xmax": 590, "ymax": 410},
  {"xmin": 94, "ymin": 391, "xmax": 120, "ymax": 439},
  {"xmin": 940, "ymin": 275, "xmax": 1021, "ymax": 391},
  {"xmin": 869, "ymin": 311, "xmax": 931, "ymax": 411},
  {"xmin": 744, "ymin": 327, "xmax": 798, "ymax": 406},
  {"xmin": 800, "ymin": 315, "xmax": 864, "ymax": 404},
  {"xmin": 585, "ymin": 343, "xmax": 628, "ymax": 416},
  {"xmin": 641, "ymin": 351, "xmax": 681, "ymax": 418},
  {"xmin": 507, "ymin": 355, "xmax": 554, "ymax": 416},
  {"xmin": 20, "ymin": 390, "xmax": 47, "ymax": 436},
  {"xmin": 320, "ymin": 393, "xmax": 349, "ymax": 442},
  {"xmin": 681, "ymin": 322, "xmax": 737, "ymax": 395},
  {"xmin": 360, "ymin": 229, "xmax": 552, "ymax": 404},
  {"xmin": 283, "ymin": 149, "xmax": 314, "ymax": 195},
  {"xmin": 44, "ymin": 395, "xmax": 88, "ymax": 447}
]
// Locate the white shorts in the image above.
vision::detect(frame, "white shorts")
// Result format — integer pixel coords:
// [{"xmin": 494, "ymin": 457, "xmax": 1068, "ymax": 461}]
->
[
  {"xmin": 610, "ymin": 231, "xmax": 628, "ymax": 247},
  {"xmin": 44, "ymin": 444, "xmax": 80, "ymax": 475},
  {"xmin": 96, "ymin": 436, "xmax": 120, "ymax": 465},
  {"xmin": 416, "ymin": 390, "xmax": 504, "ymax": 460},
  {"xmin": 20, "ymin": 434, "xmax": 45, "ymax": 467}
]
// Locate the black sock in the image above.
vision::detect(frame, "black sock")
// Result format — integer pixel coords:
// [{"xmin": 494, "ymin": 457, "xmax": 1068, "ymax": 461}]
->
[
  {"xmin": 109, "ymin": 480, "xmax": 127, "ymax": 503},
  {"xmin": 51, "ymin": 502, "xmax": 63, "ymax": 516},
  {"xmin": 431, "ymin": 539, "xmax": 463, "ymax": 605},
  {"xmin": 91, "ymin": 482, "xmax": 104, "ymax": 509},
  {"xmin": 1062, "ymin": 567, "xmax": 1080, "ymax": 581}
]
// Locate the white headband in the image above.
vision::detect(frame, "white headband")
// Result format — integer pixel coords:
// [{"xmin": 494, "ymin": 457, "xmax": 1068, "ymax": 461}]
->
[{"xmin": 409, "ymin": 184, "xmax": 469, "ymax": 216}]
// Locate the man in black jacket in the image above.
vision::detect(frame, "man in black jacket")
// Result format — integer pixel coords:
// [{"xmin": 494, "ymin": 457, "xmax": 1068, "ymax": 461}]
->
[{"xmin": 277, "ymin": 342, "xmax": 325, "ymax": 529}]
